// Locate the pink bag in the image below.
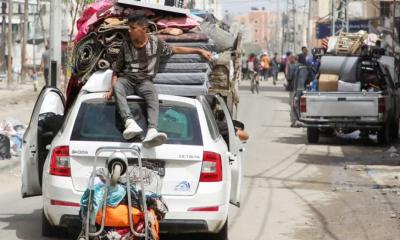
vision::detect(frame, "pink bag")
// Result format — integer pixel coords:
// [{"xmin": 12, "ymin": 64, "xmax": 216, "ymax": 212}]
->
[
  {"xmin": 157, "ymin": 16, "xmax": 199, "ymax": 31},
  {"xmin": 75, "ymin": 0, "xmax": 114, "ymax": 42}
]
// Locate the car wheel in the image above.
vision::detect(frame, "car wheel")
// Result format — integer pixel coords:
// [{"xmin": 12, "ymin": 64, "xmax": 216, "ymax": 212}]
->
[
  {"xmin": 42, "ymin": 209, "xmax": 61, "ymax": 237},
  {"xmin": 307, "ymin": 127, "xmax": 319, "ymax": 143},
  {"xmin": 209, "ymin": 220, "xmax": 228, "ymax": 240},
  {"xmin": 378, "ymin": 122, "xmax": 391, "ymax": 145},
  {"xmin": 390, "ymin": 118, "xmax": 399, "ymax": 140}
]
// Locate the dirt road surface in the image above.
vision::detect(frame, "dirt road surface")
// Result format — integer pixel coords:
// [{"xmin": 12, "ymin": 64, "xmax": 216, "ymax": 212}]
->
[{"xmin": 0, "ymin": 80, "xmax": 400, "ymax": 240}]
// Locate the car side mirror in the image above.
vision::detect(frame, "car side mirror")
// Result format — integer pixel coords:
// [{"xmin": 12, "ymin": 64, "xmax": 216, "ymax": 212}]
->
[{"xmin": 233, "ymin": 120, "xmax": 245, "ymax": 130}]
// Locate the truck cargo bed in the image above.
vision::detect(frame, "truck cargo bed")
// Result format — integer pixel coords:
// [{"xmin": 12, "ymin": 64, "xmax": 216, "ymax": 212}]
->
[{"xmin": 301, "ymin": 92, "xmax": 382, "ymax": 118}]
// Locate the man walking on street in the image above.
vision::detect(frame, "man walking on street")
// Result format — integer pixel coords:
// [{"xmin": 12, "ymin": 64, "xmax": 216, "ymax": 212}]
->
[
  {"xmin": 247, "ymin": 53, "xmax": 260, "ymax": 94},
  {"xmin": 40, "ymin": 45, "xmax": 50, "ymax": 86},
  {"xmin": 298, "ymin": 46, "xmax": 308, "ymax": 65},
  {"xmin": 260, "ymin": 53, "xmax": 270, "ymax": 81},
  {"xmin": 106, "ymin": 12, "xmax": 211, "ymax": 148},
  {"xmin": 271, "ymin": 52, "xmax": 279, "ymax": 85},
  {"xmin": 287, "ymin": 55, "xmax": 299, "ymax": 127}
]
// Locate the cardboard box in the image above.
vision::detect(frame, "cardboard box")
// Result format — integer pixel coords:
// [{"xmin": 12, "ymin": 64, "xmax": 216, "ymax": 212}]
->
[{"xmin": 318, "ymin": 74, "xmax": 339, "ymax": 91}]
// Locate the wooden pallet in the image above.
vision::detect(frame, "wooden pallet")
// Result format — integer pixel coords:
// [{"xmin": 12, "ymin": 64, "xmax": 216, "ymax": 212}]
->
[{"xmin": 335, "ymin": 31, "xmax": 368, "ymax": 55}]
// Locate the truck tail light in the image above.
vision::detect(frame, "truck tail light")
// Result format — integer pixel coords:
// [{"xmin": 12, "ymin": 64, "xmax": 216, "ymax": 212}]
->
[
  {"xmin": 378, "ymin": 98, "xmax": 385, "ymax": 113},
  {"xmin": 300, "ymin": 96, "xmax": 307, "ymax": 113},
  {"xmin": 199, "ymin": 151, "xmax": 222, "ymax": 182},
  {"xmin": 50, "ymin": 146, "xmax": 71, "ymax": 177}
]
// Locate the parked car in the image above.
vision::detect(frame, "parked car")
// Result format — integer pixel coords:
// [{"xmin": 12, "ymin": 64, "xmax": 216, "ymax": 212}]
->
[
  {"xmin": 21, "ymin": 71, "xmax": 244, "ymax": 239},
  {"xmin": 293, "ymin": 54, "xmax": 400, "ymax": 145}
]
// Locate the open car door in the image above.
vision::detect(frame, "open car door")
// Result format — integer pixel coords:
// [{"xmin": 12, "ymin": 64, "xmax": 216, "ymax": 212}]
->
[
  {"xmin": 21, "ymin": 87, "xmax": 65, "ymax": 198},
  {"xmin": 215, "ymin": 95, "xmax": 243, "ymax": 207}
]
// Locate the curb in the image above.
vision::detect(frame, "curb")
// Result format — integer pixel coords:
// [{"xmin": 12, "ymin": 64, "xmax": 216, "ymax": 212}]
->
[{"xmin": 0, "ymin": 158, "xmax": 20, "ymax": 173}]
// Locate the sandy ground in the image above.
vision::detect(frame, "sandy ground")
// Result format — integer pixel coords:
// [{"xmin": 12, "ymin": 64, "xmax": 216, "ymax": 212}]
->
[{"xmin": 0, "ymin": 79, "xmax": 400, "ymax": 240}]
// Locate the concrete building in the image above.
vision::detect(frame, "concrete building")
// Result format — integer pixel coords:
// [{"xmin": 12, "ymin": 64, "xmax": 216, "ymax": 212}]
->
[
  {"xmin": 232, "ymin": 8, "xmax": 278, "ymax": 53},
  {"xmin": 0, "ymin": 0, "xmax": 73, "ymax": 72}
]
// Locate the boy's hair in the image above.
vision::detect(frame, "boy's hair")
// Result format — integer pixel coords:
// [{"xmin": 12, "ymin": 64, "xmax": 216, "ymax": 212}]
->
[{"xmin": 127, "ymin": 10, "xmax": 149, "ymax": 27}]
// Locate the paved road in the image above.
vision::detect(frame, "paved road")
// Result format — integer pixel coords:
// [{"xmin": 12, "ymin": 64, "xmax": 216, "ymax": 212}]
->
[{"xmin": 1, "ymin": 80, "xmax": 400, "ymax": 239}]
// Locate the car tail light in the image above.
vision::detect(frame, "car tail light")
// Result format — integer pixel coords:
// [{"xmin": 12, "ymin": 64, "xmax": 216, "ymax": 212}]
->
[
  {"xmin": 378, "ymin": 98, "xmax": 385, "ymax": 113},
  {"xmin": 188, "ymin": 206, "xmax": 219, "ymax": 212},
  {"xmin": 50, "ymin": 146, "xmax": 71, "ymax": 177},
  {"xmin": 300, "ymin": 96, "xmax": 307, "ymax": 113},
  {"xmin": 50, "ymin": 199, "xmax": 80, "ymax": 207},
  {"xmin": 199, "ymin": 151, "xmax": 222, "ymax": 182}
]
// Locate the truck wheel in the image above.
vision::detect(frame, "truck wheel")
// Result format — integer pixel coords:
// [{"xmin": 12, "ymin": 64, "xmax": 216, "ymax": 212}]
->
[
  {"xmin": 390, "ymin": 118, "xmax": 399, "ymax": 140},
  {"xmin": 307, "ymin": 128, "xmax": 319, "ymax": 143},
  {"xmin": 378, "ymin": 122, "xmax": 391, "ymax": 145}
]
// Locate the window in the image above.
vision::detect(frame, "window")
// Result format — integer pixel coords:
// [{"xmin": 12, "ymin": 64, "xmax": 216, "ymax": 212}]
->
[{"xmin": 71, "ymin": 99, "xmax": 203, "ymax": 146}]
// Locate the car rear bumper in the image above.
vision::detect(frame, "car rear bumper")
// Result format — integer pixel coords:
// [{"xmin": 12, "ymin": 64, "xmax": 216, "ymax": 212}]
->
[{"xmin": 44, "ymin": 176, "xmax": 228, "ymax": 233}]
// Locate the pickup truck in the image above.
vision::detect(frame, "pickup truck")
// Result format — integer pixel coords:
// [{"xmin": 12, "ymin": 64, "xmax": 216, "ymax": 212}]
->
[{"xmin": 294, "ymin": 55, "xmax": 400, "ymax": 145}]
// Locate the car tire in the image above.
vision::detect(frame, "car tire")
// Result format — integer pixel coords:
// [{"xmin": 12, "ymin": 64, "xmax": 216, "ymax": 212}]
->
[
  {"xmin": 390, "ymin": 118, "xmax": 399, "ymax": 140},
  {"xmin": 209, "ymin": 220, "xmax": 228, "ymax": 240},
  {"xmin": 307, "ymin": 127, "xmax": 319, "ymax": 143},
  {"xmin": 378, "ymin": 122, "xmax": 391, "ymax": 145},
  {"xmin": 42, "ymin": 209, "xmax": 61, "ymax": 237}
]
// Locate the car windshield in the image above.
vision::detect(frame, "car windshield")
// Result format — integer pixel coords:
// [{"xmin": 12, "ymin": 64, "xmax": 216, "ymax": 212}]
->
[{"xmin": 71, "ymin": 99, "xmax": 203, "ymax": 145}]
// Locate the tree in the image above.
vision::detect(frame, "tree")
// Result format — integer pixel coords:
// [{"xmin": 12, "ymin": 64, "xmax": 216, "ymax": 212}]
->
[
  {"xmin": 21, "ymin": 0, "xmax": 28, "ymax": 83},
  {"xmin": 7, "ymin": 0, "xmax": 13, "ymax": 88}
]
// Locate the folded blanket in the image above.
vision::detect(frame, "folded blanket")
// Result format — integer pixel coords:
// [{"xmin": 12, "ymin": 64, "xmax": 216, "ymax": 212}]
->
[
  {"xmin": 157, "ymin": 32, "xmax": 209, "ymax": 42},
  {"xmin": 154, "ymin": 72, "xmax": 208, "ymax": 85},
  {"xmin": 155, "ymin": 81, "xmax": 208, "ymax": 96},
  {"xmin": 158, "ymin": 63, "xmax": 211, "ymax": 73}
]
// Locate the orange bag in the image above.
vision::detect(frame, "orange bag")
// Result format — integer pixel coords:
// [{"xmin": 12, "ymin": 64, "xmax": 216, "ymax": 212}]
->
[
  {"xmin": 96, "ymin": 205, "xmax": 159, "ymax": 240},
  {"xmin": 96, "ymin": 205, "xmax": 143, "ymax": 227}
]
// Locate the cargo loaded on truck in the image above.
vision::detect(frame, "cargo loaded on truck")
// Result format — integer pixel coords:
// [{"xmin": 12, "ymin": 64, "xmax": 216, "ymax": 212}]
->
[{"xmin": 293, "ymin": 43, "xmax": 400, "ymax": 145}]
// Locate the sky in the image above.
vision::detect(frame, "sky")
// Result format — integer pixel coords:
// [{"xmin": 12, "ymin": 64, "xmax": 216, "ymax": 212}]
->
[{"xmin": 219, "ymin": 0, "xmax": 309, "ymax": 16}]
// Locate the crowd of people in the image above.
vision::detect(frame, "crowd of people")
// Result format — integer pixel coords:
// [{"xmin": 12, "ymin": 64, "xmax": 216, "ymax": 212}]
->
[
  {"xmin": 241, "ymin": 46, "xmax": 313, "ymax": 93},
  {"xmin": 241, "ymin": 46, "xmax": 316, "ymax": 127}
]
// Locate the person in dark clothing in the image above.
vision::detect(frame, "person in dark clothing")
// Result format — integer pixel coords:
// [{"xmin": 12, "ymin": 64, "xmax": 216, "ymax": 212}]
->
[
  {"xmin": 106, "ymin": 11, "xmax": 211, "ymax": 148},
  {"xmin": 40, "ymin": 45, "xmax": 50, "ymax": 85},
  {"xmin": 297, "ymin": 46, "xmax": 308, "ymax": 65},
  {"xmin": 271, "ymin": 52, "xmax": 279, "ymax": 85}
]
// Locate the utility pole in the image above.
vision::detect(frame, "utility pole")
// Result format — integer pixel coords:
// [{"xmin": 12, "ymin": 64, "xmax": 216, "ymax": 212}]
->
[
  {"xmin": 307, "ymin": 0, "xmax": 312, "ymax": 48},
  {"xmin": 393, "ymin": 0, "xmax": 396, "ymax": 54},
  {"xmin": 331, "ymin": 0, "xmax": 349, "ymax": 36},
  {"xmin": 21, "ymin": 0, "xmax": 28, "ymax": 83},
  {"xmin": 1, "ymin": 3, "xmax": 6, "ymax": 72},
  {"xmin": 7, "ymin": 0, "xmax": 13, "ymax": 88},
  {"xmin": 49, "ymin": 0, "xmax": 62, "ymax": 87}
]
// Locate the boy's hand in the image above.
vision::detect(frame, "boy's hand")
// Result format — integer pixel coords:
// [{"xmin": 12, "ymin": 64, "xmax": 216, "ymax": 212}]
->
[
  {"xmin": 105, "ymin": 89, "xmax": 113, "ymax": 100},
  {"xmin": 199, "ymin": 49, "xmax": 212, "ymax": 61}
]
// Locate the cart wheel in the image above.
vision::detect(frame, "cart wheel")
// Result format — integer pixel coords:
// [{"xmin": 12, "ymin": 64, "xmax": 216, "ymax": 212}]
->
[{"xmin": 110, "ymin": 164, "xmax": 122, "ymax": 186}]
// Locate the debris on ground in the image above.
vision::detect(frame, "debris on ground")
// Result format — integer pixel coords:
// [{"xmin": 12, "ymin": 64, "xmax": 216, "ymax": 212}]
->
[{"xmin": 0, "ymin": 120, "xmax": 26, "ymax": 159}]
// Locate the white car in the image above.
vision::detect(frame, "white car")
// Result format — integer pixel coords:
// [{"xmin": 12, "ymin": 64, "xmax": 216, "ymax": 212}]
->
[{"xmin": 21, "ymin": 71, "xmax": 244, "ymax": 239}]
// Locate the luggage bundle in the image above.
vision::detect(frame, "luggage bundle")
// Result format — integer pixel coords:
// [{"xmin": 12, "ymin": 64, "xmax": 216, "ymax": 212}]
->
[
  {"xmin": 78, "ymin": 164, "xmax": 168, "ymax": 240},
  {"xmin": 69, "ymin": 0, "xmax": 237, "ymax": 98}
]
